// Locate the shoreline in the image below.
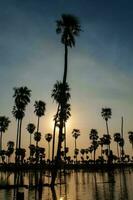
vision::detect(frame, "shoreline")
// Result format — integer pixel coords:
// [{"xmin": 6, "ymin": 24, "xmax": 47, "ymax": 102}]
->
[{"xmin": 0, "ymin": 162, "xmax": 133, "ymax": 172}]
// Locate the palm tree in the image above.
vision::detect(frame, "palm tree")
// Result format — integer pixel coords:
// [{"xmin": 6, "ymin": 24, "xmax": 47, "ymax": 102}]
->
[
  {"xmin": 119, "ymin": 137, "xmax": 125, "ymax": 161},
  {"xmin": 113, "ymin": 133, "xmax": 121, "ymax": 160},
  {"xmin": 0, "ymin": 116, "xmax": 10, "ymax": 151},
  {"xmin": 12, "ymin": 106, "xmax": 25, "ymax": 150},
  {"xmin": 101, "ymin": 107, "xmax": 112, "ymax": 153},
  {"xmin": 51, "ymin": 81, "xmax": 71, "ymax": 161},
  {"xmin": 7, "ymin": 141, "xmax": 14, "ymax": 163},
  {"xmin": 26, "ymin": 123, "xmax": 36, "ymax": 146},
  {"xmin": 13, "ymin": 86, "xmax": 31, "ymax": 150},
  {"xmin": 128, "ymin": 131, "xmax": 133, "ymax": 150},
  {"xmin": 88, "ymin": 145, "xmax": 94, "ymax": 160},
  {"xmin": 34, "ymin": 100, "xmax": 46, "ymax": 132},
  {"xmin": 72, "ymin": 129, "xmax": 80, "ymax": 162},
  {"xmin": 80, "ymin": 148, "xmax": 85, "ymax": 161},
  {"xmin": 51, "ymin": 14, "xmax": 81, "ymax": 186},
  {"xmin": 102, "ymin": 134, "xmax": 111, "ymax": 162},
  {"xmin": 34, "ymin": 131, "xmax": 41, "ymax": 163},
  {"xmin": 34, "ymin": 132, "xmax": 41, "ymax": 147},
  {"xmin": 45, "ymin": 133, "xmax": 52, "ymax": 161},
  {"xmin": 89, "ymin": 129, "xmax": 99, "ymax": 163}
]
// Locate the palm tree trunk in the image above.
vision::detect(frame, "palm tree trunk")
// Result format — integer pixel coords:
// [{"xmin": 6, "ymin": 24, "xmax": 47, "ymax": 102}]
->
[
  {"xmin": 30, "ymin": 134, "xmax": 32, "ymax": 147},
  {"xmin": 0, "ymin": 131, "xmax": 2, "ymax": 151},
  {"xmin": 51, "ymin": 101, "xmax": 64, "ymax": 186},
  {"xmin": 48, "ymin": 142, "xmax": 50, "ymax": 160},
  {"xmin": 106, "ymin": 120, "xmax": 110, "ymax": 154},
  {"xmin": 16, "ymin": 120, "xmax": 20, "ymax": 149},
  {"xmin": 101, "ymin": 145, "xmax": 103, "ymax": 157},
  {"xmin": 75, "ymin": 138, "xmax": 77, "ymax": 162},
  {"xmin": 94, "ymin": 150, "xmax": 96, "ymax": 164},
  {"xmin": 64, "ymin": 123, "xmax": 66, "ymax": 161},
  {"xmin": 52, "ymin": 105, "xmax": 60, "ymax": 161},
  {"xmin": 63, "ymin": 43, "xmax": 68, "ymax": 84},
  {"xmin": 18, "ymin": 119, "xmax": 22, "ymax": 149},
  {"xmin": 37, "ymin": 116, "xmax": 40, "ymax": 132},
  {"xmin": 117, "ymin": 143, "xmax": 120, "ymax": 160}
]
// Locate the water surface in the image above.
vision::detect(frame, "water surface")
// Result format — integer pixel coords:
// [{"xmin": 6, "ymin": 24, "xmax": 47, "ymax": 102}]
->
[{"xmin": 0, "ymin": 168, "xmax": 132, "ymax": 200}]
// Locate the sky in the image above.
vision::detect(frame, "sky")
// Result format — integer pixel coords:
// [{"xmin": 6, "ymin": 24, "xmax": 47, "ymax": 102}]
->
[{"xmin": 0, "ymin": 0, "xmax": 133, "ymax": 159}]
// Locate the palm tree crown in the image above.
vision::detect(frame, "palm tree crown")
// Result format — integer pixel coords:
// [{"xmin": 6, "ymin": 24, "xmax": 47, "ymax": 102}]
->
[
  {"xmin": 72, "ymin": 129, "xmax": 80, "ymax": 139},
  {"xmin": 45, "ymin": 133, "xmax": 52, "ymax": 143},
  {"xmin": 0, "ymin": 116, "xmax": 10, "ymax": 133},
  {"xmin": 34, "ymin": 101, "xmax": 46, "ymax": 117},
  {"xmin": 51, "ymin": 81, "xmax": 71, "ymax": 104},
  {"xmin": 56, "ymin": 14, "xmax": 81, "ymax": 47},
  {"xmin": 27, "ymin": 123, "xmax": 36, "ymax": 134},
  {"xmin": 101, "ymin": 108, "xmax": 112, "ymax": 121},
  {"xmin": 128, "ymin": 131, "xmax": 133, "ymax": 148},
  {"xmin": 13, "ymin": 86, "xmax": 31, "ymax": 109}
]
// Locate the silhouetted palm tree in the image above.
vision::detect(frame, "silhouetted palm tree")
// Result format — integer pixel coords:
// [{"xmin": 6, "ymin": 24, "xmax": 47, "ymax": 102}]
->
[
  {"xmin": 34, "ymin": 132, "xmax": 41, "ymax": 147},
  {"xmin": 7, "ymin": 141, "xmax": 14, "ymax": 163},
  {"xmin": 51, "ymin": 81, "xmax": 71, "ymax": 161},
  {"xmin": 89, "ymin": 129, "xmax": 99, "ymax": 163},
  {"xmin": 51, "ymin": 14, "xmax": 81, "ymax": 186},
  {"xmin": 26, "ymin": 123, "xmax": 36, "ymax": 146},
  {"xmin": 34, "ymin": 100, "xmax": 46, "ymax": 132},
  {"xmin": 101, "ymin": 107, "xmax": 112, "ymax": 153},
  {"xmin": 88, "ymin": 145, "xmax": 94, "ymax": 160},
  {"xmin": 128, "ymin": 131, "xmax": 133, "ymax": 150},
  {"xmin": 113, "ymin": 133, "xmax": 121, "ymax": 160},
  {"xmin": 0, "ymin": 116, "xmax": 10, "ymax": 151},
  {"xmin": 13, "ymin": 86, "xmax": 31, "ymax": 150},
  {"xmin": 45, "ymin": 133, "xmax": 52, "ymax": 161},
  {"xmin": 119, "ymin": 137, "xmax": 125, "ymax": 160},
  {"xmin": 34, "ymin": 131, "xmax": 41, "ymax": 163},
  {"xmin": 80, "ymin": 148, "xmax": 85, "ymax": 161},
  {"xmin": 72, "ymin": 129, "xmax": 80, "ymax": 162},
  {"xmin": 12, "ymin": 106, "xmax": 25, "ymax": 150},
  {"xmin": 102, "ymin": 134, "xmax": 111, "ymax": 161}
]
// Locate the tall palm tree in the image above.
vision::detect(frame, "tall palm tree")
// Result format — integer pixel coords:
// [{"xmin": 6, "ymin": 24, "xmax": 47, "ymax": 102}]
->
[
  {"xmin": 12, "ymin": 106, "xmax": 25, "ymax": 150},
  {"xmin": 26, "ymin": 123, "xmax": 36, "ymax": 146},
  {"xmin": 102, "ymin": 134, "xmax": 111, "ymax": 162},
  {"xmin": 13, "ymin": 86, "xmax": 31, "ymax": 150},
  {"xmin": 51, "ymin": 14, "xmax": 81, "ymax": 186},
  {"xmin": 113, "ymin": 133, "xmax": 121, "ymax": 160},
  {"xmin": 119, "ymin": 137, "xmax": 125, "ymax": 161},
  {"xmin": 72, "ymin": 129, "xmax": 80, "ymax": 162},
  {"xmin": 0, "ymin": 116, "xmax": 10, "ymax": 151},
  {"xmin": 34, "ymin": 100, "xmax": 46, "ymax": 132},
  {"xmin": 128, "ymin": 131, "xmax": 133, "ymax": 151},
  {"xmin": 101, "ymin": 107, "xmax": 112, "ymax": 153},
  {"xmin": 89, "ymin": 129, "xmax": 99, "ymax": 163},
  {"xmin": 45, "ymin": 133, "xmax": 52, "ymax": 161}
]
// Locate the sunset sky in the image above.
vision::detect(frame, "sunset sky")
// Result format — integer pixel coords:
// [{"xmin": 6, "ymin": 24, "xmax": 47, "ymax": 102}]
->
[{"xmin": 0, "ymin": 0, "xmax": 133, "ymax": 158}]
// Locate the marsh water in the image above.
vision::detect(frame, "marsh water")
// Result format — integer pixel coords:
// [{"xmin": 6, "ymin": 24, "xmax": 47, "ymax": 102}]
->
[{"xmin": 0, "ymin": 168, "xmax": 133, "ymax": 200}]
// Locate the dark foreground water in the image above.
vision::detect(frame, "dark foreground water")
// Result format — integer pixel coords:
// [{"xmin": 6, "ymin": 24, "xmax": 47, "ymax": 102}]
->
[{"xmin": 0, "ymin": 168, "xmax": 133, "ymax": 200}]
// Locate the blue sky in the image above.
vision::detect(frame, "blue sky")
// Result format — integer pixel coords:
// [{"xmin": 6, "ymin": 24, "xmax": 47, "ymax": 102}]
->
[{"xmin": 0, "ymin": 0, "xmax": 133, "ymax": 157}]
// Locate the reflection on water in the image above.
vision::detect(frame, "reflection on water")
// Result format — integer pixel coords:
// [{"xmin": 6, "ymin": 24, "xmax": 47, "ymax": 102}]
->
[{"xmin": 0, "ymin": 168, "xmax": 133, "ymax": 199}]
